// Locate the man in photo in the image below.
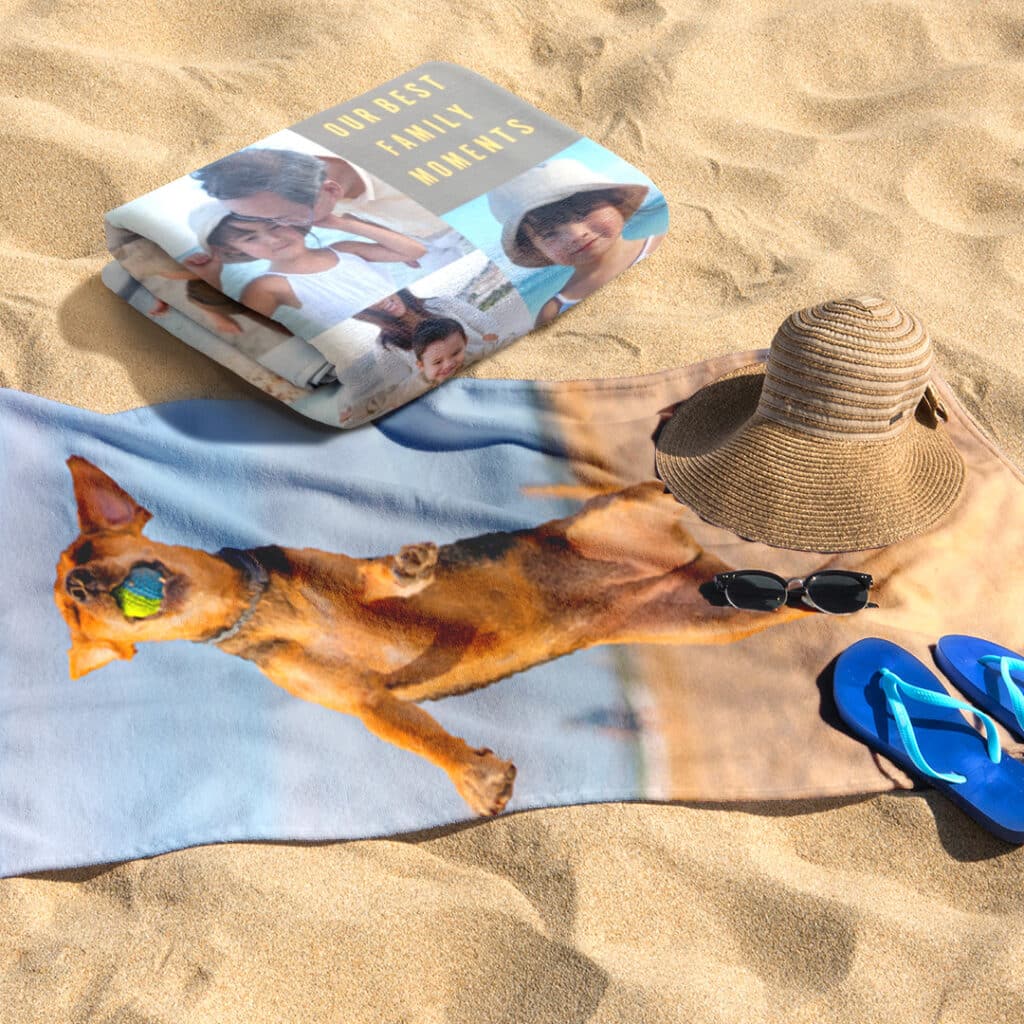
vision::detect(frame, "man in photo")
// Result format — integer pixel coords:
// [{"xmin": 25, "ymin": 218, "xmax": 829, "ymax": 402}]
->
[{"xmin": 190, "ymin": 147, "xmax": 465, "ymax": 276}]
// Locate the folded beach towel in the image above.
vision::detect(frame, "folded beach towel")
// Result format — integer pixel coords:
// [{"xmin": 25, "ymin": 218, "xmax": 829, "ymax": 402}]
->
[
  {"xmin": 103, "ymin": 62, "xmax": 669, "ymax": 428},
  {"xmin": 2, "ymin": 352, "xmax": 1021, "ymax": 876}
]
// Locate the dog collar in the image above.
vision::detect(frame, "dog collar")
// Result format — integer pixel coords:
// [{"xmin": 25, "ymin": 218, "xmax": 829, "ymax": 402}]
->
[{"xmin": 203, "ymin": 547, "xmax": 270, "ymax": 646}]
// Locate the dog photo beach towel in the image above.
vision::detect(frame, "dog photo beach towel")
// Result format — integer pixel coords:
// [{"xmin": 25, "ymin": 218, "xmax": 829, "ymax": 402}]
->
[
  {"xmin": 2, "ymin": 352, "xmax": 1023, "ymax": 876},
  {"xmin": 103, "ymin": 62, "xmax": 668, "ymax": 429}
]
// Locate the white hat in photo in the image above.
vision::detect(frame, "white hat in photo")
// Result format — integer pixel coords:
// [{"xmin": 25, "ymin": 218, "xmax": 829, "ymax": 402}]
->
[
  {"xmin": 487, "ymin": 158, "xmax": 650, "ymax": 267},
  {"xmin": 188, "ymin": 201, "xmax": 236, "ymax": 252}
]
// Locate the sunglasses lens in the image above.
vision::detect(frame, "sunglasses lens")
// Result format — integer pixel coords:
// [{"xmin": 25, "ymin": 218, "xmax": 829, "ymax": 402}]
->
[
  {"xmin": 805, "ymin": 574, "xmax": 869, "ymax": 614},
  {"xmin": 723, "ymin": 573, "xmax": 787, "ymax": 611}
]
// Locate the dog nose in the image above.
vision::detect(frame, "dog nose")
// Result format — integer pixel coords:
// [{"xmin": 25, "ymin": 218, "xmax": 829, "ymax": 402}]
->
[{"xmin": 66, "ymin": 569, "xmax": 99, "ymax": 602}]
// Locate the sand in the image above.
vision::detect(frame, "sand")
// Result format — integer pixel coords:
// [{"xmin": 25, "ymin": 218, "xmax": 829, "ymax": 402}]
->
[{"xmin": 3, "ymin": 0, "xmax": 1024, "ymax": 1020}]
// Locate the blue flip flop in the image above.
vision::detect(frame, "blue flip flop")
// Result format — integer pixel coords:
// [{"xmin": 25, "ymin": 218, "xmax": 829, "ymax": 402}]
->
[
  {"xmin": 935, "ymin": 635, "xmax": 1024, "ymax": 741},
  {"xmin": 834, "ymin": 637, "xmax": 1024, "ymax": 844}
]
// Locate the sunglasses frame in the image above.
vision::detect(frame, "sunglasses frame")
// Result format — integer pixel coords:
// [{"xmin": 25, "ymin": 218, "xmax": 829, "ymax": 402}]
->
[{"xmin": 712, "ymin": 569, "xmax": 874, "ymax": 615}]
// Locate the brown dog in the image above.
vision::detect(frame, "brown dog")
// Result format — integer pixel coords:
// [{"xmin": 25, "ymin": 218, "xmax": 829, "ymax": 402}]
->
[{"xmin": 54, "ymin": 456, "xmax": 811, "ymax": 816}]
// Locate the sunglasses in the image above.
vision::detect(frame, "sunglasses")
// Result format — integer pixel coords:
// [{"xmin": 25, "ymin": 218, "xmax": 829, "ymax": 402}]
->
[{"xmin": 712, "ymin": 570, "xmax": 874, "ymax": 615}]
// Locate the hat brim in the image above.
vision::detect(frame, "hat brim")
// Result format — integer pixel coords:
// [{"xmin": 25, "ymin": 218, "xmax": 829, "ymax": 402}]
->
[
  {"xmin": 654, "ymin": 364, "xmax": 966, "ymax": 552},
  {"xmin": 501, "ymin": 182, "xmax": 650, "ymax": 268}
]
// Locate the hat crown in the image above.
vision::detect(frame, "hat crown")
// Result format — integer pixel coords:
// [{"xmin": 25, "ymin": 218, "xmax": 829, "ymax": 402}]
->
[
  {"xmin": 756, "ymin": 296, "xmax": 934, "ymax": 441},
  {"xmin": 487, "ymin": 159, "xmax": 606, "ymax": 222},
  {"xmin": 487, "ymin": 159, "xmax": 651, "ymax": 267},
  {"xmin": 189, "ymin": 201, "xmax": 233, "ymax": 251}
]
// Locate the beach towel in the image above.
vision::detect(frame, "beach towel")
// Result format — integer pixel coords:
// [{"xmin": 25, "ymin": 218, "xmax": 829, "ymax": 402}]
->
[
  {"xmin": 2, "ymin": 351, "xmax": 1022, "ymax": 876},
  {"xmin": 103, "ymin": 62, "xmax": 669, "ymax": 429}
]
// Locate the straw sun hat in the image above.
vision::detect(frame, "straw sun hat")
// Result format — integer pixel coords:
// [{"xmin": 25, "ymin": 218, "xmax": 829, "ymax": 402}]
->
[
  {"xmin": 487, "ymin": 158, "xmax": 649, "ymax": 267},
  {"xmin": 655, "ymin": 297, "xmax": 965, "ymax": 552}
]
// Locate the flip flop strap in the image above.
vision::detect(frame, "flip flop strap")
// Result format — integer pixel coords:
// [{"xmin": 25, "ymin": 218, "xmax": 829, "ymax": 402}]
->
[
  {"xmin": 879, "ymin": 668, "xmax": 1002, "ymax": 785},
  {"xmin": 978, "ymin": 656, "xmax": 1024, "ymax": 732}
]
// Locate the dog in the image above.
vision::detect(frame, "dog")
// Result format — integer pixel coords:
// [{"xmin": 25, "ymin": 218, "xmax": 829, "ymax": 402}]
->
[{"xmin": 54, "ymin": 456, "xmax": 814, "ymax": 816}]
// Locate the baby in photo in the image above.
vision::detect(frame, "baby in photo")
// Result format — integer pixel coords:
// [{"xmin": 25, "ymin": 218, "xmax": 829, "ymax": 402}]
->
[
  {"xmin": 339, "ymin": 315, "xmax": 470, "ymax": 425},
  {"xmin": 189, "ymin": 204, "xmax": 426, "ymax": 326},
  {"xmin": 355, "ymin": 288, "xmax": 501, "ymax": 359},
  {"xmin": 410, "ymin": 317, "xmax": 469, "ymax": 384},
  {"xmin": 487, "ymin": 158, "xmax": 664, "ymax": 327}
]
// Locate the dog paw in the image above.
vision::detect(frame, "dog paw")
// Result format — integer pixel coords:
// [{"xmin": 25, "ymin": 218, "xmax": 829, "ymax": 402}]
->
[
  {"xmin": 457, "ymin": 748, "xmax": 517, "ymax": 817},
  {"xmin": 393, "ymin": 542, "xmax": 438, "ymax": 584}
]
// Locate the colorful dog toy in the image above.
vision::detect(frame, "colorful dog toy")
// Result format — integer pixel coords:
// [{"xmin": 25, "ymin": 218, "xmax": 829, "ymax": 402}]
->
[{"xmin": 112, "ymin": 565, "xmax": 165, "ymax": 619}]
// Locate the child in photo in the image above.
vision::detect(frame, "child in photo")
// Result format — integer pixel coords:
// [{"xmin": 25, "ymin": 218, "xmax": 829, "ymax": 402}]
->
[
  {"xmin": 487, "ymin": 158, "xmax": 664, "ymax": 327},
  {"xmin": 411, "ymin": 317, "xmax": 468, "ymax": 384},
  {"xmin": 338, "ymin": 316, "xmax": 470, "ymax": 425},
  {"xmin": 189, "ymin": 204, "xmax": 426, "ymax": 325},
  {"xmin": 192, "ymin": 148, "xmax": 465, "ymax": 275},
  {"xmin": 355, "ymin": 289, "xmax": 500, "ymax": 358}
]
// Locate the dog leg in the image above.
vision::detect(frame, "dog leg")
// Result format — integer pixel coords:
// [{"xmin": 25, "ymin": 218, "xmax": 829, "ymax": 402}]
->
[
  {"xmin": 392, "ymin": 542, "xmax": 439, "ymax": 585},
  {"xmin": 360, "ymin": 542, "xmax": 439, "ymax": 602},
  {"xmin": 352, "ymin": 690, "xmax": 516, "ymax": 817},
  {"xmin": 559, "ymin": 481, "xmax": 702, "ymax": 578}
]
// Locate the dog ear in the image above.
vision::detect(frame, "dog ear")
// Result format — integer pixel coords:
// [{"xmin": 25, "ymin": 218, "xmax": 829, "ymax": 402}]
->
[
  {"xmin": 68, "ymin": 632, "xmax": 137, "ymax": 679},
  {"xmin": 67, "ymin": 456, "xmax": 152, "ymax": 535}
]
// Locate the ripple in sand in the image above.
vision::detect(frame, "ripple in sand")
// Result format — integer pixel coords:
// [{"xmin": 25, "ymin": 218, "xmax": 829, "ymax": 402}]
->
[
  {"xmin": 926, "ymin": 10, "xmax": 1024, "ymax": 62},
  {"xmin": 603, "ymin": 0, "xmax": 666, "ymax": 24},
  {"xmin": 775, "ymin": 1, "xmax": 943, "ymax": 96},
  {"xmin": 905, "ymin": 131, "xmax": 1024, "ymax": 237},
  {"xmin": 0, "ymin": 135, "xmax": 120, "ymax": 258},
  {"xmin": 17, "ymin": 0, "xmax": 318, "ymax": 63},
  {"xmin": 0, "ymin": 42, "xmax": 248, "ymax": 147},
  {"xmin": 1000, "ymin": 234, "xmax": 1024, "ymax": 287}
]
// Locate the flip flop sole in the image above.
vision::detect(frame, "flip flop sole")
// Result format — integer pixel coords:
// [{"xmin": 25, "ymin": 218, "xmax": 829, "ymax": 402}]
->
[
  {"xmin": 835, "ymin": 637, "xmax": 1024, "ymax": 844},
  {"xmin": 935, "ymin": 634, "xmax": 1024, "ymax": 741}
]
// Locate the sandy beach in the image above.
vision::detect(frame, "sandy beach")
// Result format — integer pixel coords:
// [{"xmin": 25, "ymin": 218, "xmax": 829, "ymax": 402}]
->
[{"xmin": 3, "ymin": 1, "xmax": 1024, "ymax": 1020}]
